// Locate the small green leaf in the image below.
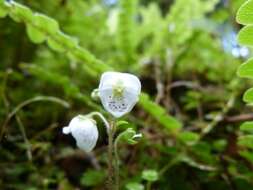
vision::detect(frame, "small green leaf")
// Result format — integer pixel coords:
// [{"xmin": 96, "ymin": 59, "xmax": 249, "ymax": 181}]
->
[
  {"xmin": 243, "ymin": 88, "xmax": 253, "ymax": 103},
  {"xmin": 54, "ymin": 31, "xmax": 78, "ymax": 49},
  {"xmin": 10, "ymin": 2, "xmax": 33, "ymax": 22},
  {"xmin": 116, "ymin": 120, "xmax": 129, "ymax": 126},
  {"xmin": 178, "ymin": 131, "xmax": 200, "ymax": 145},
  {"xmin": 47, "ymin": 37, "xmax": 65, "ymax": 52},
  {"xmin": 238, "ymin": 135, "xmax": 253, "ymax": 149},
  {"xmin": 26, "ymin": 24, "xmax": 46, "ymax": 44},
  {"xmin": 0, "ymin": 2, "xmax": 8, "ymax": 18},
  {"xmin": 117, "ymin": 128, "xmax": 141, "ymax": 145},
  {"xmin": 33, "ymin": 13, "xmax": 59, "ymax": 35},
  {"xmin": 236, "ymin": 0, "xmax": 253, "ymax": 25},
  {"xmin": 80, "ymin": 170, "xmax": 106, "ymax": 187},
  {"xmin": 126, "ymin": 182, "xmax": 144, "ymax": 190},
  {"xmin": 240, "ymin": 122, "xmax": 253, "ymax": 133},
  {"xmin": 237, "ymin": 25, "xmax": 253, "ymax": 46},
  {"xmin": 141, "ymin": 169, "xmax": 158, "ymax": 182},
  {"xmin": 116, "ymin": 120, "xmax": 132, "ymax": 130},
  {"xmin": 237, "ymin": 58, "xmax": 253, "ymax": 79},
  {"xmin": 239, "ymin": 150, "xmax": 253, "ymax": 163}
]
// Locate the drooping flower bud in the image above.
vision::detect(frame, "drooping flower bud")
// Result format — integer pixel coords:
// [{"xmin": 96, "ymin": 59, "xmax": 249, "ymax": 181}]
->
[
  {"xmin": 98, "ymin": 72, "xmax": 141, "ymax": 118},
  {"xmin": 62, "ymin": 115, "xmax": 98, "ymax": 152}
]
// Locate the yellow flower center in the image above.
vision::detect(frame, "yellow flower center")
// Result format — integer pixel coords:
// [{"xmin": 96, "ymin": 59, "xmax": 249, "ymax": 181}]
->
[{"xmin": 112, "ymin": 80, "xmax": 125, "ymax": 98}]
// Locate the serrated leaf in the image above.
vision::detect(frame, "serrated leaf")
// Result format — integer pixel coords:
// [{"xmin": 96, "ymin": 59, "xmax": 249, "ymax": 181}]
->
[
  {"xmin": 33, "ymin": 13, "xmax": 59, "ymax": 35},
  {"xmin": 243, "ymin": 87, "xmax": 253, "ymax": 103},
  {"xmin": 240, "ymin": 121, "xmax": 253, "ymax": 133},
  {"xmin": 237, "ymin": 25, "xmax": 253, "ymax": 46},
  {"xmin": 236, "ymin": 0, "xmax": 253, "ymax": 25},
  {"xmin": 126, "ymin": 182, "xmax": 144, "ymax": 190},
  {"xmin": 141, "ymin": 170, "xmax": 158, "ymax": 182},
  {"xmin": 26, "ymin": 24, "xmax": 46, "ymax": 43},
  {"xmin": 138, "ymin": 93, "xmax": 182, "ymax": 133},
  {"xmin": 237, "ymin": 58, "xmax": 253, "ymax": 79},
  {"xmin": 178, "ymin": 131, "xmax": 200, "ymax": 145},
  {"xmin": 238, "ymin": 135, "xmax": 253, "ymax": 149}
]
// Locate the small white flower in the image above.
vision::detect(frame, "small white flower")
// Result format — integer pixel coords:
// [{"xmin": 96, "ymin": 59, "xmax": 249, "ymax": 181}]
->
[
  {"xmin": 98, "ymin": 71, "xmax": 141, "ymax": 118},
  {"xmin": 62, "ymin": 115, "xmax": 98, "ymax": 152}
]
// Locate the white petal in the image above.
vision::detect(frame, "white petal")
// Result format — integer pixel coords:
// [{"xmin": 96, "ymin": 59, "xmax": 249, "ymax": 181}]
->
[
  {"xmin": 99, "ymin": 72, "xmax": 141, "ymax": 94},
  {"xmin": 62, "ymin": 126, "xmax": 71, "ymax": 134},
  {"xmin": 98, "ymin": 72, "xmax": 141, "ymax": 117},
  {"xmin": 99, "ymin": 88, "xmax": 139, "ymax": 118},
  {"xmin": 63, "ymin": 116, "xmax": 98, "ymax": 152}
]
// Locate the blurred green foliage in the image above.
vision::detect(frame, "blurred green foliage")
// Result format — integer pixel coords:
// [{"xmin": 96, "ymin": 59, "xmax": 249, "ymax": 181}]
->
[{"xmin": 0, "ymin": 0, "xmax": 253, "ymax": 189}]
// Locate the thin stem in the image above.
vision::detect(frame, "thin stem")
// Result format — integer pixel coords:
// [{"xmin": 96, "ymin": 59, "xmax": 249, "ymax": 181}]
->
[
  {"xmin": 0, "ymin": 96, "xmax": 70, "ymax": 141},
  {"xmin": 15, "ymin": 114, "xmax": 32, "ymax": 161},
  {"xmin": 107, "ymin": 120, "xmax": 115, "ymax": 189},
  {"xmin": 114, "ymin": 134, "xmax": 121, "ymax": 190},
  {"xmin": 87, "ymin": 112, "xmax": 110, "ymax": 134},
  {"xmin": 200, "ymin": 92, "xmax": 236, "ymax": 138}
]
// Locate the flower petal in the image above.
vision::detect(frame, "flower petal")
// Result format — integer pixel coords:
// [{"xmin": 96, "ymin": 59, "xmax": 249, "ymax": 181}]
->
[
  {"xmin": 63, "ymin": 116, "xmax": 98, "ymax": 152},
  {"xmin": 98, "ymin": 72, "xmax": 141, "ymax": 117}
]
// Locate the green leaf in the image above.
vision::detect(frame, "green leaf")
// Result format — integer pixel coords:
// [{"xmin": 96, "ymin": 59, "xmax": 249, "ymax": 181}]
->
[
  {"xmin": 47, "ymin": 37, "xmax": 65, "ymax": 52},
  {"xmin": 237, "ymin": 58, "xmax": 253, "ymax": 79},
  {"xmin": 238, "ymin": 135, "xmax": 253, "ymax": 149},
  {"xmin": 80, "ymin": 170, "xmax": 106, "ymax": 186},
  {"xmin": 178, "ymin": 131, "xmax": 200, "ymax": 145},
  {"xmin": 240, "ymin": 121, "xmax": 253, "ymax": 133},
  {"xmin": 33, "ymin": 13, "xmax": 59, "ymax": 35},
  {"xmin": 126, "ymin": 182, "xmax": 144, "ymax": 190},
  {"xmin": 10, "ymin": 2, "xmax": 33, "ymax": 22},
  {"xmin": 243, "ymin": 88, "xmax": 253, "ymax": 103},
  {"xmin": 116, "ymin": 120, "xmax": 131, "ymax": 130},
  {"xmin": 53, "ymin": 31, "xmax": 78, "ymax": 50},
  {"xmin": 236, "ymin": 0, "xmax": 253, "ymax": 25},
  {"xmin": 141, "ymin": 169, "xmax": 158, "ymax": 182},
  {"xmin": 237, "ymin": 25, "xmax": 253, "ymax": 46},
  {"xmin": 239, "ymin": 150, "xmax": 253, "ymax": 163},
  {"xmin": 117, "ymin": 128, "xmax": 141, "ymax": 145},
  {"xmin": 0, "ymin": 2, "xmax": 8, "ymax": 18},
  {"xmin": 139, "ymin": 93, "xmax": 182, "ymax": 134},
  {"xmin": 26, "ymin": 24, "xmax": 46, "ymax": 44}
]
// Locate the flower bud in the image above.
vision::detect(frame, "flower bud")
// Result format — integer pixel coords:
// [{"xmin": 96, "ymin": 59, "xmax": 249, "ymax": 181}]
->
[
  {"xmin": 98, "ymin": 72, "xmax": 141, "ymax": 118},
  {"xmin": 62, "ymin": 115, "xmax": 98, "ymax": 152}
]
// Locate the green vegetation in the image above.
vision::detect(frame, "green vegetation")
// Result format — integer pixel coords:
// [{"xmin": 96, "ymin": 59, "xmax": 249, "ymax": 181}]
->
[{"xmin": 0, "ymin": 0, "xmax": 253, "ymax": 189}]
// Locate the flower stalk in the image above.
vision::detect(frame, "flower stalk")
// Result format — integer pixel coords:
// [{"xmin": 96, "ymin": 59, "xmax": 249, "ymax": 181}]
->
[{"xmin": 107, "ymin": 120, "xmax": 116, "ymax": 189}]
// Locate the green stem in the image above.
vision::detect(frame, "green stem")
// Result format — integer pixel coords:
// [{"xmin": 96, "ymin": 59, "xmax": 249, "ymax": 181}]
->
[
  {"xmin": 107, "ymin": 121, "xmax": 115, "ymax": 189},
  {"xmin": 114, "ymin": 135, "xmax": 120, "ymax": 190},
  {"xmin": 0, "ymin": 96, "xmax": 69, "ymax": 141}
]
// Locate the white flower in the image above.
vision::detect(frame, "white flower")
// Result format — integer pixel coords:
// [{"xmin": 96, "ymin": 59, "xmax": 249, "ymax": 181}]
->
[
  {"xmin": 98, "ymin": 71, "xmax": 141, "ymax": 118},
  {"xmin": 62, "ymin": 115, "xmax": 98, "ymax": 152}
]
